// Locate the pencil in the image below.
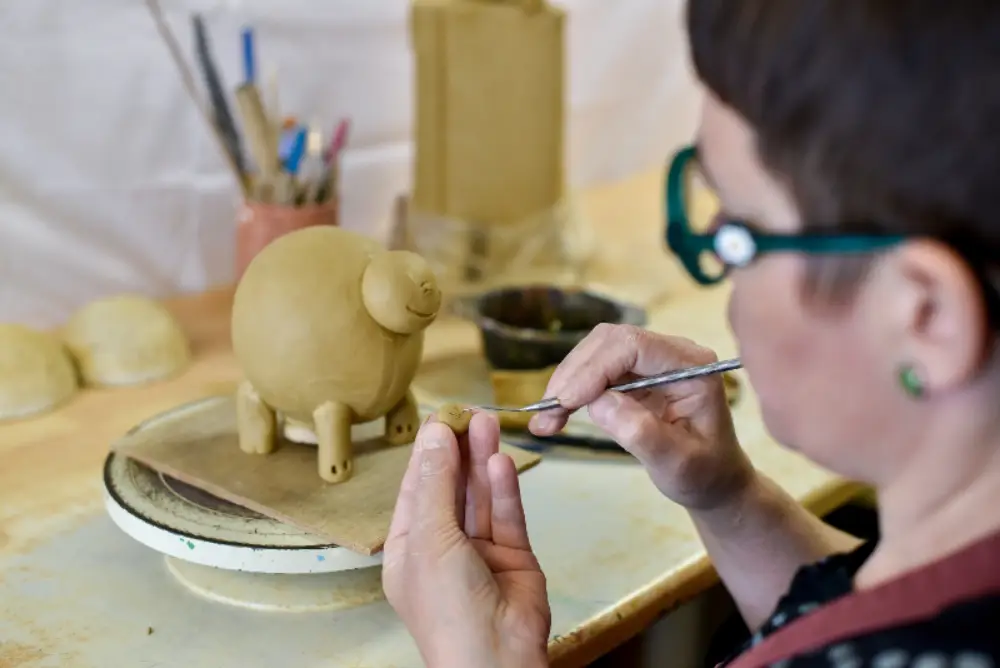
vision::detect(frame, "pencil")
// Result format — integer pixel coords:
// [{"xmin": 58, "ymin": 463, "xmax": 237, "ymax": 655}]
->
[{"xmin": 316, "ymin": 118, "xmax": 351, "ymax": 202}]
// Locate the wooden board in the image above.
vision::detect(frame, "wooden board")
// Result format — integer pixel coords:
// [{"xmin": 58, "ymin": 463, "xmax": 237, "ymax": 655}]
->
[
  {"xmin": 112, "ymin": 395, "xmax": 542, "ymax": 555},
  {"xmin": 411, "ymin": 0, "xmax": 565, "ymax": 224}
]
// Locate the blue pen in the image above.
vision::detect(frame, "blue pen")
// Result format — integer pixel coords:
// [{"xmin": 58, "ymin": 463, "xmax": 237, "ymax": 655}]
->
[
  {"xmin": 284, "ymin": 127, "xmax": 308, "ymax": 175},
  {"xmin": 278, "ymin": 128, "xmax": 298, "ymax": 162},
  {"xmin": 241, "ymin": 26, "xmax": 256, "ymax": 84}
]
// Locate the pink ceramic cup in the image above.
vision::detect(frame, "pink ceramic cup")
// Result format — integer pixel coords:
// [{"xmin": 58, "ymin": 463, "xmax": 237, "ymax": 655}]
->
[{"xmin": 235, "ymin": 199, "xmax": 339, "ymax": 279}]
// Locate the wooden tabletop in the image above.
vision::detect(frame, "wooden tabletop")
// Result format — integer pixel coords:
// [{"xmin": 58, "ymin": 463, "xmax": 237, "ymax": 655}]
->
[{"xmin": 0, "ymin": 171, "xmax": 860, "ymax": 668}]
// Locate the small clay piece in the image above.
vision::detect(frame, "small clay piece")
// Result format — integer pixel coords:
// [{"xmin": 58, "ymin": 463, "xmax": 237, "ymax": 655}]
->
[
  {"xmin": 62, "ymin": 294, "xmax": 190, "ymax": 387},
  {"xmin": 436, "ymin": 403, "xmax": 472, "ymax": 434},
  {"xmin": 231, "ymin": 226, "xmax": 442, "ymax": 484},
  {"xmin": 488, "ymin": 366, "xmax": 557, "ymax": 431},
  {"xmin": 0, "ymin": 324, "xmax": 79, "ymax": 421}
]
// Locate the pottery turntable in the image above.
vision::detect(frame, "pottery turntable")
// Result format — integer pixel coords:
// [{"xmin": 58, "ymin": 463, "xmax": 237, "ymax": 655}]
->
[
  {"xmin": 103, "ymin": 394, "xmax": 541, "ymax": 613},
  {"xmin": 103, "ymin": 400, "xmax": 386, "ymax": 613},
  {"xmin": 95, "ymin": 223, "xmax": 556, "ymax": 614},
  {"xmin": 99, "ymin": 282, "xmax": 658, "ymax": 615},
  {"xmin": 98, "ymin": 220, "xmax": 653, "ymax": 614}
]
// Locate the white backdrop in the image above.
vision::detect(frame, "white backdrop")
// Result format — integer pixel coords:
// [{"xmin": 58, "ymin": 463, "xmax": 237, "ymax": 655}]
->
[{"xmin": 0, "ymin": 0, "xmax": 701, "ymax": 327}]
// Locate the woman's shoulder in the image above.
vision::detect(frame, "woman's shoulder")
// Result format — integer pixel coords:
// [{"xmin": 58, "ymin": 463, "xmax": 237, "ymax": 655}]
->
[
  {"xmin": 760, "ymin": 541, "xmax": 875, "ymax": 636},
  {"xmin": 779, "ymin": 593, "xmax": 1000, "ymax": 667},
  {"xmin": 759, "ymin": 540, "xmax": 1000, "ymax": 667}
]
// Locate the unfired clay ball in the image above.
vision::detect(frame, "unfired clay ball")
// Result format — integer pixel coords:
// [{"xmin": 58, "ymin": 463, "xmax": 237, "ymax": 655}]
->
[
  {"xmin": 436, "ymin": 403, "xmax": 472, "ymax": 434},
  {"xmin": 62, "ymin": 295, "xmax": 190, "ymax": 387},
  {"xmin": 0, "ymin": 324, "xmax": 79, "ymax": 421},
  {"xmin": 231, "ymin": 226, "xmax": 443, "ymax": 484}
]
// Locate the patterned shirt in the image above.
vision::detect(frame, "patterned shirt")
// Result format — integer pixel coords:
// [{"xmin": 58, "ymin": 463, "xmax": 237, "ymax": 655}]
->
[{"xmin": 723, "ymin": 542, "xmax": 1000, "ymax": 668}]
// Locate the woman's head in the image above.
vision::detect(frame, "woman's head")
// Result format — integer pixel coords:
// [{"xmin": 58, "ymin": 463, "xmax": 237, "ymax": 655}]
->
[{"xmin": 681, "ymin": 1, "xmax": 1000, "ymax": 482}]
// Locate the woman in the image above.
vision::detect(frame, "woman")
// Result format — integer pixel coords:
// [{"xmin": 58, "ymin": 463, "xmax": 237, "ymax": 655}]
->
[{"xmin": 383, "ymin": 1, "xmax": 1000, "ymax": 666}]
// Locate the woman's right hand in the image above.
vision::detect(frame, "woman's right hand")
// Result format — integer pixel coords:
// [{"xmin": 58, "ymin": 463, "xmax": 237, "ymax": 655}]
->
[{"xmin": 529, "ymin": 324, "xmax": 755, "ymax": 511}]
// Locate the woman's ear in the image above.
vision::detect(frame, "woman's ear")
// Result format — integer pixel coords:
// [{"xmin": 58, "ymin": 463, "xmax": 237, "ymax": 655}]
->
[{"xmin": 890, "ymin": 240, "xmax": 991, "ymax": 395}]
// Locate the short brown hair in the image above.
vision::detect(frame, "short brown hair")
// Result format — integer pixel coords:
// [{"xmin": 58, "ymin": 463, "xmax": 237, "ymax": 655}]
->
[{"xmin": 686, "ymin": 0, "xmax": 1000, "ymax": 318}]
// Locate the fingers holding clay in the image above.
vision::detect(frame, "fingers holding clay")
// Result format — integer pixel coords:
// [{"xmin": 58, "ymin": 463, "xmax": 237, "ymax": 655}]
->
[
  {"xmin": 235, "ymin": 381, "xmax": 277, "ymax": 454},
  {"xmin": 62, "ymin": 294, "xmax": 190, "ymax": 387},
  {"xmin": 314, "ymin": 401, "xmax": 354, "ymax": 483},
  {"xmin": 531, "ymin": 325, "xmax": 717, "ymax": 435},
  {"xmin": 0, "ymin": 324, "xmax": 78, "ymax": 421},
  {"xmin": 436, "ymin": 403, "xmax": 473, "ymax": 434}
]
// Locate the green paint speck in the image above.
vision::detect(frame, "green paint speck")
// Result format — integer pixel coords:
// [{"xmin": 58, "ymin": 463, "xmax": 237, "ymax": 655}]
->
[{"xmin": 186, "ymin": 540, "xmax": 195, "ymax": 550}]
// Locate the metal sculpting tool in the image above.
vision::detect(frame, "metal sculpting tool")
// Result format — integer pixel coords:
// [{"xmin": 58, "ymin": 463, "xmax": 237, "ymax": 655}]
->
[{"xmin": 471, "ymin": 358, "xmax": 742, "ymax": 413}]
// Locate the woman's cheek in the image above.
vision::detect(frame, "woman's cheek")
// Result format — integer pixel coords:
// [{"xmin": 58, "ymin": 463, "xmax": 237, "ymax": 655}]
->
[{"xmin": 725, "ymin": 264, "xmax": 808, "ymax": 436}]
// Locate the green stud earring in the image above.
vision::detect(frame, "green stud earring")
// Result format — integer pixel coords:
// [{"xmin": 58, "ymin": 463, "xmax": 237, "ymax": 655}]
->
[{"xmin": 898, "ymin": 364, "xmax": 925, "ymax": 399}]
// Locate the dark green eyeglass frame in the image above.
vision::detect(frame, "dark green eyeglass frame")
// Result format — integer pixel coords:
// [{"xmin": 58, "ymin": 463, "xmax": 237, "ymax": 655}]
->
[{"xmin": 665, "ymin": 145, "xmax": 906, "ymax": 285}]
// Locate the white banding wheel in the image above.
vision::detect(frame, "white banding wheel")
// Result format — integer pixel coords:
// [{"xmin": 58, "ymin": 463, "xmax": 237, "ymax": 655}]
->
[
  {"xmin": 104, "ymin": 453, "xmax": 385, "ymax": 610},
  {"xmin": 165, "ymin": 558, "xmax": 384, "ymax": 612},
  {"xmin": 104, "ymin": 452, "xmax": 382, "ymax": 574}
]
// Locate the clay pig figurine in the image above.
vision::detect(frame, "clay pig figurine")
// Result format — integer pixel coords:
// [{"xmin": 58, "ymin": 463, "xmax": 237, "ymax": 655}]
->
[{"xmin": 231, "ymin": 226, "xmax": 442, "ymax": 483}]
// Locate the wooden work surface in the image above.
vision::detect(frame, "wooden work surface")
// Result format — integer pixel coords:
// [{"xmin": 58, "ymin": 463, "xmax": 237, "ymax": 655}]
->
[{"xmin": 0, "ymin": 171, "xmax": 860, "ymax": 668}]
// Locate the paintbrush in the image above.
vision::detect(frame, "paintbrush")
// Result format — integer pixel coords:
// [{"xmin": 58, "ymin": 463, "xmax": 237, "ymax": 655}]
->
[
  {"xmin": 191, "ymin": 14, "xmax": 246, "ymax": 176},
  {"xmin": 144, "ymin": 0, "xmax": 248, "ymax": 195},
  {"xmin": 315, "ymin": 119, "xmax": 350, "ymax": 203},
  {"xmin": 263, "ymin": 63, "xmax": 282, "ymax": 153},
  {"xmin": 234, "ymin": 83, "xmax": 279, "ymax": 201}
]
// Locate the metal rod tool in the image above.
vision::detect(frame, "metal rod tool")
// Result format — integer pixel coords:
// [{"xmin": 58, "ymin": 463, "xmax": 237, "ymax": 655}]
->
[{"xmin": 471, "ymin": 358, "xmax": 742, "ymax": 413}]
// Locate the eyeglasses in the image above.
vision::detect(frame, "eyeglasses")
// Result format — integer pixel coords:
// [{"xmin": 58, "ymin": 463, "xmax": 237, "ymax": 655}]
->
[{"xmin": 664, "ymin": 145, "xmax": 906, "ymax": 285}]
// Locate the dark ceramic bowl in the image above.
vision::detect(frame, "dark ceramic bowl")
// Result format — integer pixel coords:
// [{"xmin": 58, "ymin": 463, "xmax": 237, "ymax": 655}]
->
[{"xmin": 469, "ymin": 285, "xmax": 647, "ymax": 371}]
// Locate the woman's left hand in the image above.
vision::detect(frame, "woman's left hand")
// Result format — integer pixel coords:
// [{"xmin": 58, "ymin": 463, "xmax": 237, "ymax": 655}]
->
[{"xmin": 383, "ymin": 412, "xmax": 551, "ymax": 668}]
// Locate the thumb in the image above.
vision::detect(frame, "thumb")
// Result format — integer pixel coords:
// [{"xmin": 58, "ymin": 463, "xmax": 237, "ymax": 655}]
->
[
  {"xmin": 412, "ymin": 422, "xmax": 462, "ymax": 539},
  {"xmin": 588, "ymin": 391, "xmax": 684, "ymax": 463}
]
